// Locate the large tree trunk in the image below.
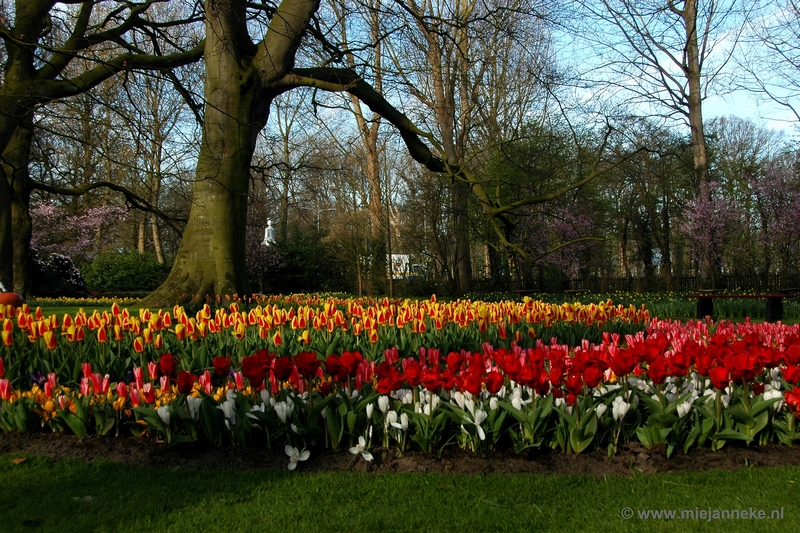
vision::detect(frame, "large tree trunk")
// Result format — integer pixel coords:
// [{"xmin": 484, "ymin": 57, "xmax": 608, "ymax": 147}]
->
[
  {"xmin": 144, "ymin": 0, "xmax": 316, "ymax": 306},
  {"xmin": 7, "ymin": 120, "xmax": 34, "ymax": 297},
  {"xmin": 144, "ymin": 0, "xmax": 267, "ymax": 307}
]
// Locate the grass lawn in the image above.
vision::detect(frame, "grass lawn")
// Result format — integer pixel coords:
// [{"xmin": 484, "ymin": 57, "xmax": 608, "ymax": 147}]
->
[{"xmin": 1, "ymin": 454, "xmax": 798, "ymax": 533}]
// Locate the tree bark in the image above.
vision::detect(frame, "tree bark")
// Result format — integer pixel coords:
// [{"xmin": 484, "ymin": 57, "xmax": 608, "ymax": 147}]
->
[
  {"xmin": 4, "ymin": 116, "xmax": 34, "ymax": 296},
  {"xmin": 144, "ymin": 0, "xmax": 317, "ymax": 306}
]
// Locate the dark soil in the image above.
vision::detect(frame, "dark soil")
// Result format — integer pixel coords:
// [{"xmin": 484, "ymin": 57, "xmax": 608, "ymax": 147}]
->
[{"xmin": 2, "ymin": 432, "xmax": 800, "ymax": 475}]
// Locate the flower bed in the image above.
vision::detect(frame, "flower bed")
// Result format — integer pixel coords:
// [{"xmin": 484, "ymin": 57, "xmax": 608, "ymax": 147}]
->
[{"xmin": 3, "ymin": 297, "xmax": 800, "ymax": 466}]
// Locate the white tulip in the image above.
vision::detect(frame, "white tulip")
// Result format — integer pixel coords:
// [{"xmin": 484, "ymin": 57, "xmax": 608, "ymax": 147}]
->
[{"xmin": 157, "ymin": 405, "xmax": 170, "ymax": 426}]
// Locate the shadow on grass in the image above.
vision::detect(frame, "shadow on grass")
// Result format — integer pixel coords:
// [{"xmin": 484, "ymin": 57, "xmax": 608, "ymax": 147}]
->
[{"xmin": 2, "ymin": 454, "xmax": 800, "ymax": 533}]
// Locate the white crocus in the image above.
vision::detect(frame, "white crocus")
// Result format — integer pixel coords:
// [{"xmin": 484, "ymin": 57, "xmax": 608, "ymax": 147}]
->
[
  {"xmin": 489, "ymin": 397, "xmax": 499, "ymax": 411},
  {"xmin": 186, "ymin": 396, "xmax": 203, "ymax": 420},
  {"xmin": 764, "ymin": 389, "xmax": 784, "ymax": 411},
  {"xmin": 285, "ymin": 445, "xmax": 310, "ymax": 470},
  {"xmin": 246, "ymin": 403, "xmax": 266, "ymax": 419},
  {"xmin": 366, "ymin": 403, "xmax": 374, "ymax": 420},
  {"xmin": 512, "ymin": 396, "xmax": 523, "ymax": 411},
  {"xmin": 676, "ymin": 401, "xmax": 692, "ymax": 418},
  {"xmin": 453, "ymin": 391, "xmax": 466, "ymax": 410},
  {"xmin": 349, "ymin": 436, "xmax": 374, "ymax": 462},
  {"xmin": 461, "ymin": 401, "xmax": 487, "ymax": 441},
  {"xmin": 378, "ymin": 395, "xmax": 390, "ymax": 414},
  {"xmin": 385, "ymin": 410, "xmax": 398, "ymax": 428},
  {"xmin": 157, "ymin": 405, "xmax": 171, "ymax": 426},
  {"xmin": 612, "ymin": 397, "xmax": 630, "ymax": 421},
  {"xmin": 274, "ymin": 401, "xmax": 293, "ymax": 424},
  {"xmin": 391, "ymin": 412, "xmax": 409, "ymax": 431},
  {"xmin": 217, "ymin": 398, "xmax": 237, "ymax": 428},
  {"xmin": 595, "ymin": 403, "xmax": 607, "ymax": 418}
]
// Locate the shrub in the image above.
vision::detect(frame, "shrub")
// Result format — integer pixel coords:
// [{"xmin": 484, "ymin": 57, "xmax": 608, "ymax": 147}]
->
[
  {"xmin": 29, "ymin": 249, "xmax": 89, "ymax": 297},
  {"xmin": 83, "ymin": 251, "xmax": 171, "ymax": 293}
]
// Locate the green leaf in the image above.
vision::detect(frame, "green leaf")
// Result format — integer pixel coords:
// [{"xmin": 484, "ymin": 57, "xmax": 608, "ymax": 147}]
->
[
  {"xmin": 714, "ymin": 429, "xmax": 753, "ymax": 442},
  {"xmin": 726, "ymin": 407, "xmax": 755, "ymax": 426},
  {"xmin": 56, "ymin": 409, "xmax": 88, "ymax": 438}
]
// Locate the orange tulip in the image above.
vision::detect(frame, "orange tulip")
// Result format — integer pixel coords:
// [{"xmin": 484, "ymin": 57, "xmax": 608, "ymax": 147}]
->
[
  {"xmin": 175, "ymin": 323, "xmax": 186, "ymax": 341},
  {"xmin": 43, "ymin": 331, "xmax": 57, "ymax": 350}
]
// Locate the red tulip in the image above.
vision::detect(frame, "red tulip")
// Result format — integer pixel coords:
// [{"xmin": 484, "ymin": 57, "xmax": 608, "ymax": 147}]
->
[
  {"xmin": 645, "ymin": 357, "xmax": 671, "ymax": 385},
  {"xmin": 0, "ymin": 378, "xmax": 10, "ymax": 401},
  {"xmin": 785, "ymin": 386, "xmax": 800, "ymax": 415},
  {"xmin": 141, "ymin": 383, "xmax": 156, "ymax": 403},
  {"xmin": 241, "ymin": 356, "xmax": 265, "ymax": 388},
  {"xmin": 456, "ymin": 371, "xmax": 482, "ymax": 396},
  {"xmin": 177, "ymin": 370, "xmax": 195, "ymax": 394},
  {"xmin": 130, "ymin": 388, "xmax": 141, "ymax": 407},
  {"xmin": 784, "ymin": 365, "xmax": 800, "ymax": 385},
  {"xmin": 421, "ymin": 367, "xmax": 442, "ymax": 392},
  {"xmin": 340, "ymin": 351, "xmax": 362, "ymax": 376},
  {"xmin": 212, "ymin": 356, "xmax": 231, "ymax": 378},
  {"xmin": 376, "ymin": 362, "xmax": 404, "ymax": 394},
  {"xmin": 709, "ymin": 366, "xmax": 730, "ymax": 390},
  {"xmin": 324, "ymin": 354, "xmax": 346, "ymax": 381},
  {"xmin": 403, "ymin": 360, "xmax": 423, "ymax": 388},
  {"xmin": 583, "ymin": 364, "xmax": 605, "ymax": 389},
  {"xmin": 295, "ymin": 352, "xmax": 322, "ymax": 379},
  {"xmin": 484, "ymin": 370, "xmax": 504, "ymax": 394},
  {"xmin": 0, "ymin": 357, "xmax": 4, "ymax": 378},
  {"xmin": 565, "ymin": 372, "xmax": 584, "ymax": 396},
  {"xmin": 159, "ymin": 353, "xmax": 178, "ymax": 378},
  {"xmin": 272, "ymin": 357, "xmax": 294, "ymax": 381},
  {"xmin": 446, "ymin": 351, "xmax": 466, "ymax": 373}
]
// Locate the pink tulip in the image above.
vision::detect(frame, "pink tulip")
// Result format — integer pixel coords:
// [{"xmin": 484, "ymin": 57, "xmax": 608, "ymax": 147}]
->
[
  {"xmin": 148, "ymin": 361, "xmax": 158, "ymax": 381},
  {"xmin": 134, "ymin": 366, "xmax": 144, "ymax": 389}
]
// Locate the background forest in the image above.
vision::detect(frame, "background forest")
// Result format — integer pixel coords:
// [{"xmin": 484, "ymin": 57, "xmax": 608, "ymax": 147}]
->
[{"xmin": 3, "ymin": 0, "xmax": 800, "ymax": 299}]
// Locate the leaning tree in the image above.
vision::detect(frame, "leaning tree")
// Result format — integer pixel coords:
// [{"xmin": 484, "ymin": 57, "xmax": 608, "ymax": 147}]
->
[{"xmin": 0, "ymin": 0, "xmax": 204, "ymax": 293}]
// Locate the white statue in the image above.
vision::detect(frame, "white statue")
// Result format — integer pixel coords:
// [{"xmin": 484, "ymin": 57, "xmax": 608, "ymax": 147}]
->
[{"xmin": 263, "ymin": 219, "xmax": 276, "ymax": 245}]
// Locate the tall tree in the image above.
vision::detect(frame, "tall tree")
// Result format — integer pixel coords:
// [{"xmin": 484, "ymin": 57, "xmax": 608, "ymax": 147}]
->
[
  {"xmin": 0, "ymin": 0, "xmax": 203, "ymax": 291},
  {"xmin": 572, "ymin": 0, "xmax": 748, "ymax": 284}
]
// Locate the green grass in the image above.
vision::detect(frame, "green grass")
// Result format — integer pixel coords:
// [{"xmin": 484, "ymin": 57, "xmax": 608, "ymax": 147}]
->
[{"xmin": 1, "ymin": 454, "xmax": 798, "ymax": 532}]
